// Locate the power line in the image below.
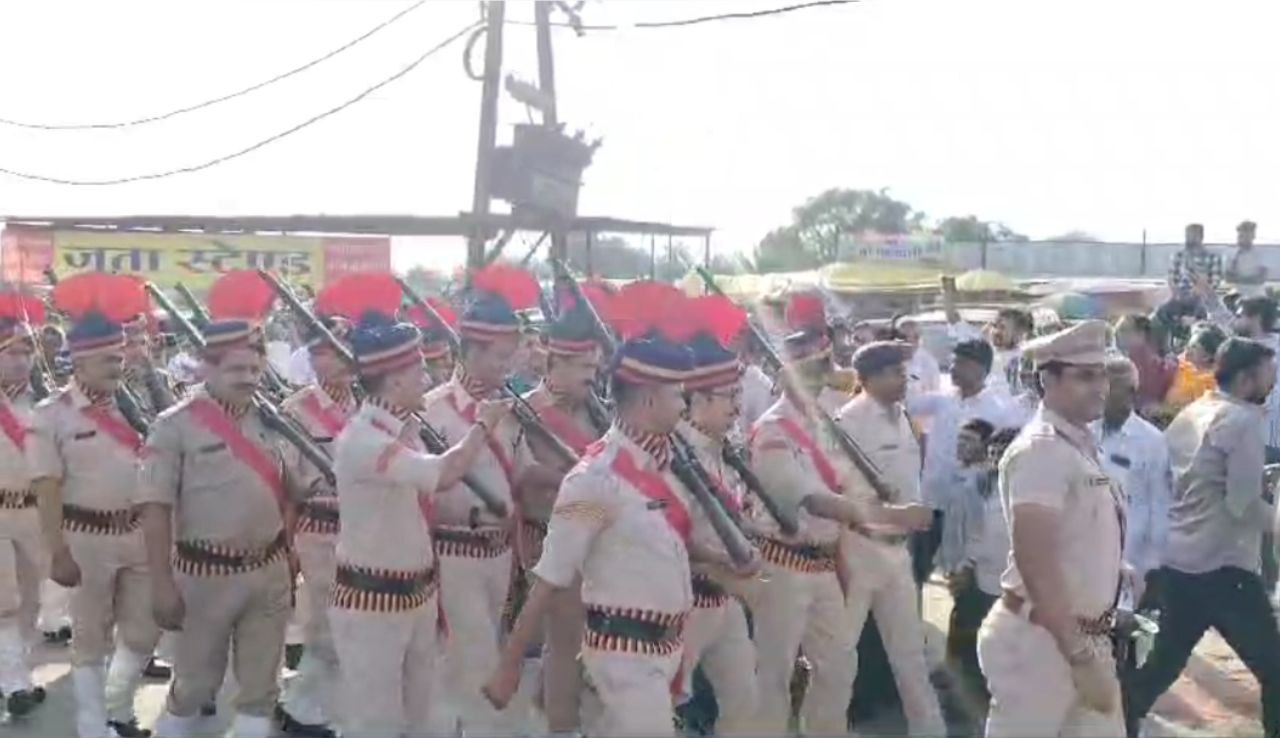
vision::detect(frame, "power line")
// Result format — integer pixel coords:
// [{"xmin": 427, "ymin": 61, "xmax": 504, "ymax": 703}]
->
[
  {"xmin": 511, "ymin": 0, "xmax": 860, "ymax": 31},
  {"xmin": 0, "ymin": 20, "xmax": 482, "ymax": 186},
  {"xmin": 0, "ymin": 0, "xmax": 428, "ymax": 131}
]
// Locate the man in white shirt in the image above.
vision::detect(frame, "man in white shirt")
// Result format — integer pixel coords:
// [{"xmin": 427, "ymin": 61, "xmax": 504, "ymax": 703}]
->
[
  {"xmin": 941, "ymin": 278, "xmax": 1033, "ymax": 400},
  {"xmin": 895, "ymin": 317, "xmax": 941, "ymax": 403},
  {"xmin": 907, "ymin": 339, "xmax": 1017, "ymax": 585},
  {"xmin": 1092, "ymin": 356, "xmax": 1172, "ymax": 603}
]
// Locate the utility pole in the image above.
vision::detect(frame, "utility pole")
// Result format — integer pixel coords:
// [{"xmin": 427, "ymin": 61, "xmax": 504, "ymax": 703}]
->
[
  {"xmin": 467, "ymin": 1, "xmax": 505, "ymax": 270},
  {"xmin": 535, "ymin": 1, "xmax": 568, "ymax": 264}
]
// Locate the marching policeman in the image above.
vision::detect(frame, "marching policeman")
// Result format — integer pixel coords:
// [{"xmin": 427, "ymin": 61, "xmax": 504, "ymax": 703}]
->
[
  {"xmin": 485, "ymin": 284, "xmax": 700, "ymax": 736},
  {"xmin": 328, "ymin": 296, "xmax": 507, "ymax": 738},
  {"xmin": 139, "ymin": 317, "xmax": 311, "ymax": 738},
  {"xmin": 418, "ymin": 264, "xmax": 537, "ymax": 735},
  {"xmin": 276, "ymin": 309, "xmax": 358, "ymax": 738},
  {"xmin": 977, "ymin": 320, "xmax": 1124, "ymax": 736},
  {"xmin": 674, "ymin": 295, "xmax": 759, "ymax": 736},
  {"xmin": 0, "ymin": 292, "xmax": 46, "ymax": 718},
  {"xmin": 836, "ymin": 341, "xmax": 946, "ymax": 736},
  {"xmin": 748, "ymin": 300, "xmax": 929, "ymax": 735},
  {"xmin": 518, "ymin": 298, "xmax": 606, "ymax": 734},
  {"xmin": 30, "ymin": 274, "xmax": 160, "ymax": 738}
]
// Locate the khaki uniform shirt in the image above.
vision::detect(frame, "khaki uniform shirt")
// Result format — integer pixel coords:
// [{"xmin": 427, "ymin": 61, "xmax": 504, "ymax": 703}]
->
[
  {"xmin": 534, "ymin": 426, "xmax": 693, "ymax": 615},
  {"xmin": 836, "ymin": 393, "xmax": 922, "ymax": 507},
  {"xmin": 998, "ymin": 407, "xmax": 1123, "ymax": 617},
  {"xmin": 333, "ymin": 401, "xmax": 443, "ymax": 573},
  {"xmin": 749, "ymin": 397, "xmax": 843, "ymax": 545},
  {"xmin": 0, "ymin": 390, "xmax": 33, "ymax": 492},
  {"xmin": 27, "ymin": 385, "xmax": 142, "ymax": 511},
  {"xmin": 678, "ymin": 419, "xmax": 747, "ymax": 561},
  {"xmin": 419, "ymin": 379, "xmax": 531, "ymax": 528},
  {"xmin": 520, "ymin": 385, "xmax": 601, "ymax": 522},
  {"xmin": 281, "ymin": 383, "xmax": 356, "ymax": 502},
  {"xmin": 137, "ymin": 390, "xmax": 307, "ymax": 550}
]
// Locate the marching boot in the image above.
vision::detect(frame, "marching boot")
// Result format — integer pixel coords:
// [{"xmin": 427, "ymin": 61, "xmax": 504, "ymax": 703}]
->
[
  {"xmin": 72, "ymin": 665, "xmax": 109, "ymax": 738},
  {"xmin": 230, "ymin": 712, "xmax": 273, "ymax": 738},
  {"xmin": 0, "ymin": 621, "xmax": 35, "ymax": 710},
  {"xmin": 105, "ymin": 644, "xmax": 153, "ymax": 737},
  {"xmin": 151, "ymin": 709, "xmax": 200, "ymax": 738}
]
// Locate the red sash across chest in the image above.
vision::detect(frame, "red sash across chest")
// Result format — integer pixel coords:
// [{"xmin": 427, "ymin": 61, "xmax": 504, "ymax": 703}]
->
[
  {"xmin": 187, "ymin": 399, "xmax": 287, "ymax": 513},
  {"xmin": 446, "ymin": 394, "xmax": 515, "ymax": 486},
  {"xmin": 591, "ymin": 439, "xmax": 692, "ymax": 545},
  {"xmin": 532, "ymin": 401, "xmax": 596, "ymax": 455},
  {"xmin": 0, "ymin": 399, "xmax": 26, "ymax": 451},
  {"xmin": 298, "ymin": 391, "xmax": 347, "ymax": 438},
  {"xmin": 62, "ymin": 392, "xmax": 143, "ymax": 456},
  {"xmin": 766, "ymin": 416, "xmax": 842, "ymax": 494}
]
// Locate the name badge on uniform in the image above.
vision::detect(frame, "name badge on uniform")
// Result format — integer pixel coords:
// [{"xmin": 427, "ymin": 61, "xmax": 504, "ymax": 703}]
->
[
  {"xmin": 1109, "ymin": 453, "xmax": 1132, "ymax": 469},
  {"xmin": 879, "ymin": 443, "xmax": 899, "ymax": 451},
  {"xmin": 647, "ymin": 500, "xmax": 669, "ymax": 510},
  {"xmin": 198, "ymin": 441, "xmax": 228, "ymax": 455},
  {"xmin": 1089, "ymin": 475, "xmax": 1111, "ymax": 487},
  {"xmin": 73, "ymin": 430, "xmax": 97, "ymax": 441}
]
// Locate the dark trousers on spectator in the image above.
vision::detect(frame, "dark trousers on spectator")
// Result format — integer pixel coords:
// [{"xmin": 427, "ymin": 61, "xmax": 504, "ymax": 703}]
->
[
  {"xmin": 946, "ymin": 579, "xmax": 996, "ymax": 706},
  {"xmin": 1125, "ymin": 566, "xmax": 1280, "ymax": 738}
]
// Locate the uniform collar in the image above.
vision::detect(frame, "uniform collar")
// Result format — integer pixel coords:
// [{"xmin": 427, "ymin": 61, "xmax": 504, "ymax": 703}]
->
[
  {"xmin": 72, "ymin": 380, "xmax": 113, "ymax": 409},
  {"xmin": 541, "ymin": 378, "xmax": 580, "ymax": 411},
  {"xmin": 1040, "ymin": 405, "xmax": 1097, "ymax": 455},
  {"xmin": 613, "ymin": 417, "xmax": 671, "ymax": 471},
  {"xmin": 317, "ymin": 379, "xmax": 355, "ymax": 412},
  {"xmin": 203, "ymin": 387, "xmax": 252, "ymax": 420},
  {"xmin": 453, "ymin": 364, "xmax": 493, "ymax": 401},
  {"xmin": 680, "ymin": 417, "xmax": 722, "ymax": 451},
  {"xmin": 364, "ymin": 394, "xmax": 415, "ymax": 434}
]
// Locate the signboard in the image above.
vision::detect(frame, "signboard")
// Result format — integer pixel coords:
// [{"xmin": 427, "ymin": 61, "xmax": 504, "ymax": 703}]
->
[
  {"xmin": 838, "ymin": 232, "xmax": 946, "ymax": 264},
  {"xmin": 0, "ymin": 225, "xmax": 390, "ymax": 290}
]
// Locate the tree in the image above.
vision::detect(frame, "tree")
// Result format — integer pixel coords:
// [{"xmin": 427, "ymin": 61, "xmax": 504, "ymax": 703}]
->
[
  {"xmin": 1047, "ymin": 230, "xmax": 1101, "ymax": 242},
  {"xmin": 753, "ymin": 188, "xmax": 925, "ymax": 273},
  {"xmin": 938, "ymin": 215, "xmax": 1028, "ymax": 243}
]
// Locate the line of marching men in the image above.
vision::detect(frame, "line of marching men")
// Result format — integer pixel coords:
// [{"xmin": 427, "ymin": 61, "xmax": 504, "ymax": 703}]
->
[{"xmin": 0, "ymin": 263, "xmax": 1127, "ymax": 738}]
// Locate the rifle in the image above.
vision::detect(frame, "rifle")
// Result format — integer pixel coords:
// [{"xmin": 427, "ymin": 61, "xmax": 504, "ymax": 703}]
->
[
  {"xmin": 695, "ymin": 265, "xmax": 899, "ymax": 504},
  {"xmin": 175, "ymin": 283, "xmax": 211, "ymax": 327},
  {"xmin": 259, "ymin": 271, "xmax": 508, "ymax": 516},
  {"xmin": 547, "ymin": 256, "xmax": 615, "ymax": 432},
  {"xmin": 396, "ymin": 277, "xmax": 581, "ymax": 470},
  {"xmin": 145, "ymin": 281, "xmax": 336, "ymax": 487}
]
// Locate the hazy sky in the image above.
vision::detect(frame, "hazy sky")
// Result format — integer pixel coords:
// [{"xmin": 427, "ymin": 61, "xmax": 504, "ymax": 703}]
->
[{"xmin": 0, "ymin": 0, "xmax": 1277, "ymax": 272}]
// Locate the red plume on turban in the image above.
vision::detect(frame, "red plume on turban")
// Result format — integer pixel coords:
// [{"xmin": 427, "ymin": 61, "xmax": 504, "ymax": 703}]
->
[
  {"xmin": 52, "ymin": 273, "xmax": 148, "ymax": 323},
  {"xmin": 784, "ymin": 291, "xmax": 826, "ymax": 332},
  {"xmin": 470, "ymin": 263, "xmax": 539, "ymax": 311},
  {"xmin": 315, "ymin": 273, "xmax": 403, "ymax": 322},
  {"xmin": 608, "ymin": 281, "xmax": 696, "ymax": 342},
  {"xmin": 688, "ymin": 294, "xmax": 747, "ymax": 347},
  {"xmin": 207, "ymin": 270, "xmax": 276, "ymax": 321},
  {"xmin": 0, "ymin": 290, "xmax": 46, "ymax": 326}
]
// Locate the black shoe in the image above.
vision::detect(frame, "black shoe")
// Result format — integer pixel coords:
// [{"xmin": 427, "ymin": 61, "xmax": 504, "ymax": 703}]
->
[
  {"xmin": 142, "ymin": 657, "xmax": 172, "ymax": 680},
  {"xmin": 108, "ymin": 719, "xmax": 153, "ymax": 737},
  {"xmin": 284, "ymin": 643, "xmax": 304, "ymax": 671},
  {"xmin": 276, "ymin": 704, "xmax": 336, "ymax": 738},
  {"xmin": 5, "ymin": 689, "xmax": 43, "ymax": 717},
  {"xmin": 200, "ymin": 703, "xmax": 217, "ymax": 717},
  {"xmin": 43, "ymin": 626, "xmax": 71, "ymax": 645}
]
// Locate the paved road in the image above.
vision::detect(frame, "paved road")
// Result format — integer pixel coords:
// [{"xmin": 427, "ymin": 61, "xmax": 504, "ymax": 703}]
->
[{"xmin": 2, "ymin": 580, "xmax": 1265, "ymax": 736}]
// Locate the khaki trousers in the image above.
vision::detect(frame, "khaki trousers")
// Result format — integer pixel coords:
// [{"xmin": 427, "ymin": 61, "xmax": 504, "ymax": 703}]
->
[
  {"xmin": 750, "ymin": 562, "xmax": 855, "ymax": 735},
  {"xmin": 582, "ymin": 647, "xmax": 682, "ymax": 737},
  {"xmin": 329, "ymin": 595, "xmax": 442, "ymax": 738},
  {"xmin": 439, "ymin": 548, "xmax": 514, "ymax": 734},
  {"xmin": 678, "ymin": 598, "xmax": 757, "ymax": 736},
  {"xmin": 0, "ymin": 507, "xmax": 44, "ymax": 693},
  {"xmin": 978, "ymin": 602, "xmax": 1123, "ymax": 737},
  {"xmin": 281, "ymin": 531, "xmax": 339, "ymax": 726},
  {"xmin": 165, "ymin": 557, "xmax": 291, "ymax": 718},
  {"xmin": 66, "ymin": 529, "xmax": 159, "ymax": 665},
  {"xmin": 540, "ymin": 579, "xmax": 586, "ymax": 732},
  {"xmin": 844, "ymin": 542, "xmax": 945, "ymax": 737}
]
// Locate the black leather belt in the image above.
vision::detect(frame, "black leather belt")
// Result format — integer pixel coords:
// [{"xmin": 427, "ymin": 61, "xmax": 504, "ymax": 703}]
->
[
  {"xmin": 300, "ymin": 501, "xmax": 340, "ymax": 523},
  {"xmin": 174, "ymin": 532, "xmax": 288, "ymax": 575},
  {"xmin": 335, "ymin": 565, "xmax": 435, "ymax": 597},
  {"xmin": 62, "ymin": 504, "xmax": 139, "ymax": 535},
  {"xmin": 586, "ymin": 609, "xmax": 680, "ymax": 644}
]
